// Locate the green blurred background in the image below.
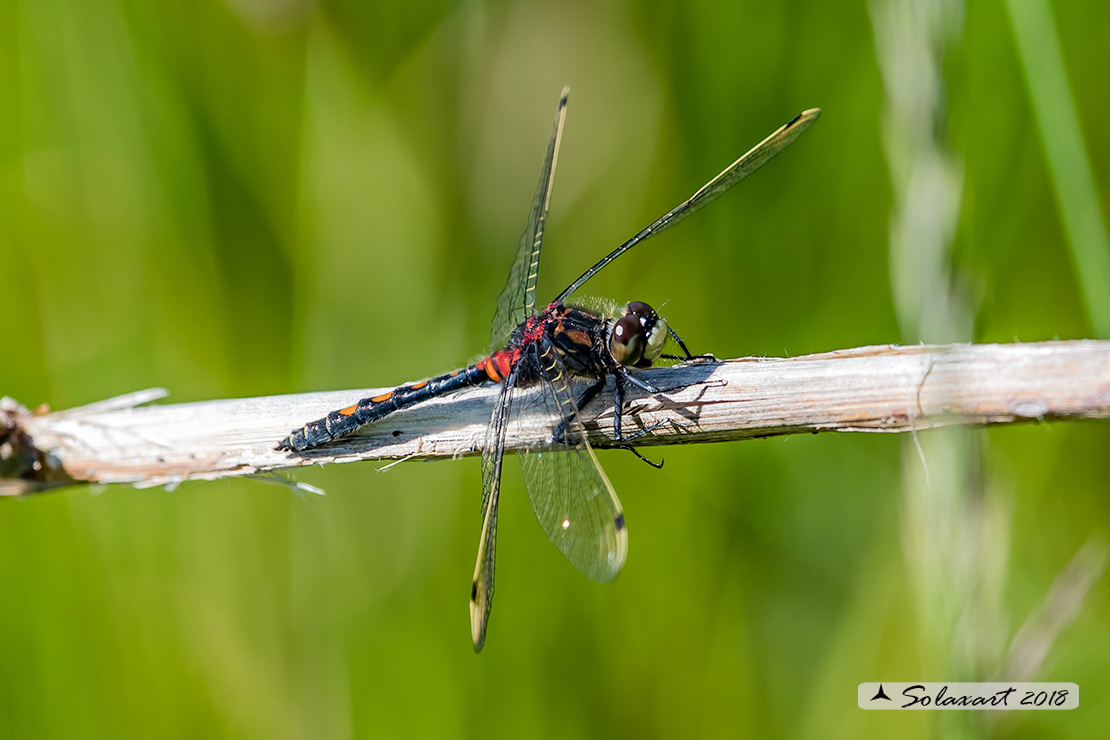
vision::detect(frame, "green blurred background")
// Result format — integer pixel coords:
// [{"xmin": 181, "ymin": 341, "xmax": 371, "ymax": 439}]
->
[{"xmin": 2, "ymin": 0, "xmax": 1108, "ymax": 737}]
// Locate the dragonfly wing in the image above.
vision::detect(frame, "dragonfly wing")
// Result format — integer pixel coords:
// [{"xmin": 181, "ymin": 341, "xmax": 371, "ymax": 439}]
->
[
  {"xmin": 555, "ymin": 108, "xmax": 820, "ymax": 302},
  {"xmin": 490, "ymin": 88, "xmax": 569, "ymax": 346},
  {"xmin": 513, "ymin": 340, "xmax": 628, "ymax": 583},
  {"xmin": 469, "ymin": 366, "xmax": 518, "ymax": 653}
]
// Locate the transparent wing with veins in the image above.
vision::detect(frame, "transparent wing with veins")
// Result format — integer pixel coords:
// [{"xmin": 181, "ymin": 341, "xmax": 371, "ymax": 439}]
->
[
  {"xmin": 468, "ymin": 341, "xmax": 628, "ymax": 652},
  {"xmin": 514, "ymin": 340, "xmax": 628, "ymax": 583},
  {"xmin": 490, "ymin": 88, "xmax": 569, "ymax": 347},
  {"xmin": 469, "ymin": 364, "xmax": 518, "ymax": 653}
]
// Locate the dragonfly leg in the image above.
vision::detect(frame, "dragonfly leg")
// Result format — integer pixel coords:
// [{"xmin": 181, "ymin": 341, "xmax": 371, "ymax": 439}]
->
[
  {"xmin": 660, "ymin": 352, "xmax": 717, "ymax": 361},
  {"xmin": 620, "ymin": 416, "xmax": 692, "ymax": 441},
  {"xmin": 615, "ymin": 443, "xmax": 664, "ymax": 469},
  {"xmin": 619, "ymin": 367, "xmax": 661, "ymax": 395},
  {"xmin": 666, "ymin": 325, "xmax": 695, "ymax": 359},
  {"xmin": 660, "ymin": 325, "xmax": 716, "ymax": 362},
  {"xmin": 552, "ymin": 377, "xmax": 607, "ymax": 444},
  {"xmin": 611, "ymin": 373, "xmax": 664, "ymax": 469},
  {"xmin": 612, "ymin": 373, "xmax": 626, "ymax": 440},
  {"xmin": 574, "ymin": 376, "xmax": 607, "ymax": 413}
]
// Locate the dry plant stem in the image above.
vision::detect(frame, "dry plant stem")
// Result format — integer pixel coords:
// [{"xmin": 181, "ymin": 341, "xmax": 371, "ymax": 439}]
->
[{"xmin": 3, "ymin": 340, "xmax": 1109, "ymax": 495}]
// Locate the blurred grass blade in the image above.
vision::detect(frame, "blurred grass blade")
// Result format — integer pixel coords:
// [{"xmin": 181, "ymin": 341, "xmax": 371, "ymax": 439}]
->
[{"xmin": 1007, "ymin": 0, "xmax": 1110, "ymax": 338}]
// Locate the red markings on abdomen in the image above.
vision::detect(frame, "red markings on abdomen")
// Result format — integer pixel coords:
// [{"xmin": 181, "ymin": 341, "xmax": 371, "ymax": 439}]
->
[{"xmin": 478, "ymin": 352, "xmax": 515, "ymax": 383}]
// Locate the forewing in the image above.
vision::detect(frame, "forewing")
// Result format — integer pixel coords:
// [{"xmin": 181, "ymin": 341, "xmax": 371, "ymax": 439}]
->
[
  {"xmin": 469, "ymin": 368, "xmax": 516, "ymax": 653},
  {"xmin": 555, "ymin": 108, "xmax": 820, "ymax": 302},
  {"xmin": 513, "ymin": 341, "xmax": 628, "ymax": 583},
  {"xmin": 490, "ymin": 88, "xmax": 569, "ymax": 346}
]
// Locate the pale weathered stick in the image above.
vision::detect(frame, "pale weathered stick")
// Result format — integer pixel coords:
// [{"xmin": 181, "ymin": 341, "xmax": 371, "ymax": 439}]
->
[{"xmin": 2, "ymin": 340, "xmax": 1108, "ymax": 496}]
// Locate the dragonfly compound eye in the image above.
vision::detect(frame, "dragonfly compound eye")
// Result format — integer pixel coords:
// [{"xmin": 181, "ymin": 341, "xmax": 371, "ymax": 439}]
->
[
  {"xmin": 610, "ymin": 313, "xmax": 646, "ymax": 366},
  {"xmin": 616, "ymin": 301, "xmax": 668, "ymax": 368},
  {"xmin": 626, "ymin": 300, "xmax": 655, "ymax": 320}
]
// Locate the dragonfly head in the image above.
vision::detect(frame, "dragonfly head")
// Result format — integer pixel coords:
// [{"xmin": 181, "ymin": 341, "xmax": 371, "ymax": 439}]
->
[{"xmin": 610, "ymin": 300, "xmax": 667, "ymax": 368}]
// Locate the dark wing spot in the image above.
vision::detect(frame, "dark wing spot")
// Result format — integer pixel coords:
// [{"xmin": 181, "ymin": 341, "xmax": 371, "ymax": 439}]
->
[
  {"xmin": 614, "ymin": 513, "xmax": 625, "ymax": 531},
  {"xmin": 470, "ymin": 581, "xmax": 479, "ymax": 601},
  {"xmin": 392, "ymin": 430, "xmax": 402, "ymax": 438}
]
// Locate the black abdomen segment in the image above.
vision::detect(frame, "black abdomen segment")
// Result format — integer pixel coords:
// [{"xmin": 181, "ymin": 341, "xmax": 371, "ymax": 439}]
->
[{"xmin": 277, "ymin": 363, "xmax": 491, "ymax": 452}]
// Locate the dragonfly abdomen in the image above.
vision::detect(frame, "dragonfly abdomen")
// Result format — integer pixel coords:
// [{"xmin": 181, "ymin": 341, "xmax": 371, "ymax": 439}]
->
[{"xmin": 277, "ymin": 362, "xmax": 493, "ymax": 452}]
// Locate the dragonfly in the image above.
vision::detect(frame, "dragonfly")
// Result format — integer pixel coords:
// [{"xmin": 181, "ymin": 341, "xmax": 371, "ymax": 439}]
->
[{"xmin": 278, "ymin": 90, "xmax": 819, "ymax": 651}]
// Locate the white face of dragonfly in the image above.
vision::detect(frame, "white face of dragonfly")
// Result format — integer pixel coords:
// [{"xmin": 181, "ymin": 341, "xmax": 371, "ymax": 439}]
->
[{"xmin": 608, "ymin": 300, "xmax": 668, "ymax": 368}]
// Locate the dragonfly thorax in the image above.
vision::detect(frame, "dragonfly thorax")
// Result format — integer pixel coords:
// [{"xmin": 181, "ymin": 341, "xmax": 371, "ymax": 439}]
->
[{"xmin": 609, "ymin": 300, "xmax": 667, "ymax": 368}]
